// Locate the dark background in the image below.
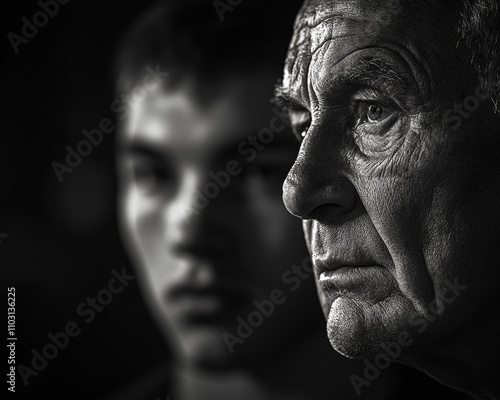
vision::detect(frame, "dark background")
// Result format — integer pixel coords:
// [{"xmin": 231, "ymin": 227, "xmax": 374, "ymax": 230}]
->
[{"xmin": 3, "ymin": 1, "xmax": 172, "ymax": 398}]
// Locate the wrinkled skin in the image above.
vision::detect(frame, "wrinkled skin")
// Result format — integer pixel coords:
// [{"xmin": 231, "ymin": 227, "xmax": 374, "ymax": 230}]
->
[{"xmin": 281, "ymin": 0, "xmax": 500, "ymax": 397}]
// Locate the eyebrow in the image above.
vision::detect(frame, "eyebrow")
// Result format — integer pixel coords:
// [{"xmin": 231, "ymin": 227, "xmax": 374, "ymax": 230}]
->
[
  {"xmin": 272, "ymin": 82, "xmax": 307, "ymax": 114},
  {"xmin": 273, "ymin": 57, "xmax": 413, "ymax": 112},
  {"xmin": 327, "ymin": 57, "xmax": 410, "ymax": 90}
]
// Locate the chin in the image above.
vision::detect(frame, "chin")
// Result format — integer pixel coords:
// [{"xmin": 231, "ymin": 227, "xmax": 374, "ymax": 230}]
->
[
  {"xmin": 325, "ymin": 294, "xmax": 420, "ymax": 360},
  {"xmin": 176, "ymin": 327, "xmax": 229, "ymax": 363},
  {"xmin": 177, "ymin": 326, "xmax": 274, "ymax": 371},
  {"xmin": 175, "ymin": 327, "xmax": 250, "ymax": 370}
]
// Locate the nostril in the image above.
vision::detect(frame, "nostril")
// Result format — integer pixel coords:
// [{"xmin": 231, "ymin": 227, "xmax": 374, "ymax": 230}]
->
[
  {"xmin": 282, "ymin": 153, "xmax": 360, "ymax": 221},
  {"xmin": 306, "ymin": 203, "xmax": 343, "ymax": 220},
  {"xmin": 306, "ymin": 190, "xmax": 360, "ymax": 222}
]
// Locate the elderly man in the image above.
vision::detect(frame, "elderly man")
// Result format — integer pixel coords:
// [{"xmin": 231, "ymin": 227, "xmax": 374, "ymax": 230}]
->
[
  {"xmin": 277, "ymin": 0, "xmax": 500, "ymax": 398},
  {"xmin": 111, "ymin": 1, "xmax": 446, "ymax": 399}
]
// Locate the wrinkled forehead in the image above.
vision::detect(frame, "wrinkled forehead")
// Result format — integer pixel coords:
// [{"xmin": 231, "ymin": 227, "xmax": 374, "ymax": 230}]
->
[{"xmin": 284, "ymin": 0, "xmax": 457, "ymax": 98}]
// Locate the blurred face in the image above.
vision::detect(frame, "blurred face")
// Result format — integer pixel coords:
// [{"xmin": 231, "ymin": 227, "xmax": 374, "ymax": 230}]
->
[
  {"xmin": 117, "ymin": 74, "xmax": 319, "ymax": 368},
  {"xmin": 280, "ymin": 0, "xmax": 500, "ymax": 358}
]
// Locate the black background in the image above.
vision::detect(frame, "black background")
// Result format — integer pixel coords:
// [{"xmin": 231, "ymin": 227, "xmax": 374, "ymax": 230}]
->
[{"xmin": 3, "ymin": 1, "xmax": 171, "ymax": 399}]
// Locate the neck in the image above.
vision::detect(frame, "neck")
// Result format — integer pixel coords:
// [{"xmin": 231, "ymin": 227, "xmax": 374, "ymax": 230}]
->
[
  {"xmin": 402, "ymin": 314, "xmax": 500, "ymax": 399},
  {"xmin": 172, "ymin": 326, "xmax": 399, "ymax": 400}
]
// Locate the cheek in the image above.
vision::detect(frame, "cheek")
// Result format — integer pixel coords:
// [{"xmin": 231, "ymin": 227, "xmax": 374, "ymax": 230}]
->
[
  {"xmin": 122, "ymin": 190, "xmax": 160, "ymax": 252},
  {"xmin": 120, "ymin": 190, "xmax": 175, "ymax": 289},
  {"xmin": 358, "ymin": 179, "xmax": 437, "ymax": 308},
  {"xmin": 249, "ymin": 193, "xmax": 302, "ymax": 248}
]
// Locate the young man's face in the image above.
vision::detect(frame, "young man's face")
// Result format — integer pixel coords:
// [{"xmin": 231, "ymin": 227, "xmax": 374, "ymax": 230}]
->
[{"xmin": 116, "ymin": 74, "xmax": 319, "ymax": 367}]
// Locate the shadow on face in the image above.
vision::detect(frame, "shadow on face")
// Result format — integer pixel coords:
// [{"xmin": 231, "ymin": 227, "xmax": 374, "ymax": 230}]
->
[{"xmin": 115, "ymin": 71, "xmax": 325, "ymax": 369}]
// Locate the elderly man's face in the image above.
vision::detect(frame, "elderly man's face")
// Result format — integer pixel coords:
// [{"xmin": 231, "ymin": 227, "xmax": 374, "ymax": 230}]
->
[{"xmin": 281, "ymin": 0, "xmax": 500, "ymax": 358}]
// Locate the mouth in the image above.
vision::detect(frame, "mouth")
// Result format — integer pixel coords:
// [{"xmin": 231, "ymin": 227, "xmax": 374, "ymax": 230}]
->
[
  {"xmin": 166, "ymin": 283, "xmax": 252, "ymax": 323},
  {"xmin": 313, "ymin": 257, "xmax": 396, "ymax": 315},
  {"xmin": 315, "ymin": 260, "xmax": 383, "ymax": 289}
]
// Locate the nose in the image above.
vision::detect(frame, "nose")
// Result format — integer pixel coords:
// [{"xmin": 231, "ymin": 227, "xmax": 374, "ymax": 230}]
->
[
  {"xmin": 282, "ymin": 131, "xmax": 358, "ymax": 221},
  {"xmin": 168, "ymin": 169, "xmax": 237, "ymax": 260}
]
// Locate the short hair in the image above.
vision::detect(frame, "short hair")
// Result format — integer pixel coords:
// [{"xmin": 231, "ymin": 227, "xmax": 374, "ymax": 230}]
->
[
  {"xmin": 458, "ymin": 0, "xmax": 500, "ymax": 113},
  {"xmin": 115, "ymin": 0, "xmax": 303, "ymax": 95}
]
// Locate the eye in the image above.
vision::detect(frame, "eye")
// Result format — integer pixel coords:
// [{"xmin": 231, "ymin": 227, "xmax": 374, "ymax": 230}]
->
[
  {"xmin": 358, "ymin": 101, "xmax": 394, "ymax": 125},
  {"xmin": 366, "ymin": 104, "xmax": 384, "ymax": 122},
  {"xmin": 288, "ymin": 109, "xmax": 311, "ymax": 142},
  {"xmin": 352, "ymin": 96, "xmax": 401, "ymax": 140},
  {"xmin": 350, "ymin": 94, "xmax": 406, "ymax": 157},
  {"xmin": 131, "ymin": 161, "xmax": 174, "ymax": 194}
]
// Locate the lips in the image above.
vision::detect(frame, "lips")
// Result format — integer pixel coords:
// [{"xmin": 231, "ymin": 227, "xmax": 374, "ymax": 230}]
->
[
  {"xmin": 314, "ymin": 259, "xmax": 373, "ymax": 275},
  {"xmin": 314, "ymin": 259, "xmax": 382, "ymax": 288},
  {"xmin": 166, "ymin": 282, "xmax": 253, "ymax": 323},
  {"xmin": 171, "ymin": 284, "xmax": 234, "ymax": 299},
  {"xmin": 312, "ymin": 256, "xmax": 397, "ymax": 318}
]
